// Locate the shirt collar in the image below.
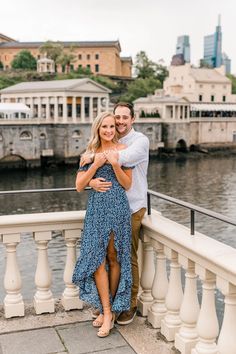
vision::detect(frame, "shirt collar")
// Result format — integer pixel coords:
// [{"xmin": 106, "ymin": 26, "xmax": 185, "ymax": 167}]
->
[{"xmin": 119, "ymin": 128, "xmax": 135, "ymax": 143}]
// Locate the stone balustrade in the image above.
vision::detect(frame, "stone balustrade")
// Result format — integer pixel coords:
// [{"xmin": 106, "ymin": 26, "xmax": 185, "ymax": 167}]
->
[
  {"xmin": 0, "ymin": 209, "xmax": 236, "ymax": 354},
  {"xmin": 139, "ymin": 209, "xmax": 236, "ymax": 354}
]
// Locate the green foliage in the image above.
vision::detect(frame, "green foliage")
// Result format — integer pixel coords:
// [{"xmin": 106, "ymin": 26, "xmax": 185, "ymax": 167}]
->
[
  {"xmin": 11, "ymin": 50, "xmax": 37, "ymax": 70},
  {"xmin": 39, "ymin": 41, "xmax": 64, "ymax": 62},
  {"xmin": 134, "ymin": 51, "xmax": 168, "ymax": 85},
  {"xmin": 140, "ymin": 110, "xmax": 160, "ymax": 118},
  {"xmin": 227, "ymin": 74, "xmax": 236, "ymax": 94},
  {"xmin": 119, "ymin": 77, "xmax": 161, "ymax": 103}
]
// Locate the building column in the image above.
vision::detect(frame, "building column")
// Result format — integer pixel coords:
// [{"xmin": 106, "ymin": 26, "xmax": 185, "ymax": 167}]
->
[
  {"xmin": 97, "ymin": 97, "xmax": 102, "ymax": 115},
  {"xmin": 46, "ymin": 97, "xmax": 50, "ymax": 122},
  {"xmin": 172, "ymin": 105, "xmax": 176, "ymax": 119},
  {"xmin": 81, "ymin": 96, "xmax": 85, "ymax": 122},
  {"xmin": 72, "ymin": 96, "xmax": 77, "ymax": 123},
  {"xmin": 30, "ymin": 97, "xmax": 34, "ymax": 117},
  {"xmin": 105, "ymin": 96, "xmax": 109, "ymax": 111},
  {"xmin": 63, "ymin": 97, "xmax": 67, "ymax": 123},
  {"xmin": 89, "ymin": 97, "xmax": 93, "ymax": 122},
  {"xmin": 162, "ymin": 104, "xmax": 166, "ymax": 119},
  {"xmin": 38, "ymin": 97, "xmax": 42, "ymax": 120},
  {"xmin": 54, "ymin": 97, "xmax": 58, "ymax": 123}
]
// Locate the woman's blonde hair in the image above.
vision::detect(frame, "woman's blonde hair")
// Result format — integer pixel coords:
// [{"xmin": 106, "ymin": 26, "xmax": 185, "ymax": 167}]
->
[{"xmin": 86, "ymin": 111, "xmax": 118, "ymax": 153}]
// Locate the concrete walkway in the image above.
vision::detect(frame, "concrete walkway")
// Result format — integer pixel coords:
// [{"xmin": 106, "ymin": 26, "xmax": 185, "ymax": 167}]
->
[{"xmin": 0, "ymin": 302, "xmax": 176, "ymax": 354}]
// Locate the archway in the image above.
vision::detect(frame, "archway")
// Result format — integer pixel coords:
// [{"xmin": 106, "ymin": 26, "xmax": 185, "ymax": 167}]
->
[
  {"xmin": 176, "ymin": 139, "xmax": 188, "ymax": 152},
  {"xmin": 0, "ymin": 154, "xmax": 27, "ymax": 169}
]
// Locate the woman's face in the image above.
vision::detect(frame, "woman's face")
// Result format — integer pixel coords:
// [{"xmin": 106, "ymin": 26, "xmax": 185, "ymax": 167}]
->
[{"xmin": 99, "ymin": 116, "xmax": 116, "ymax": 142}]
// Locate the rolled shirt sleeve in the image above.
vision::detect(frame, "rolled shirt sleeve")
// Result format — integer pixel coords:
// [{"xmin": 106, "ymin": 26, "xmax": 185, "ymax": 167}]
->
[{"xmin": 118, "ymin": 135, "xmax": 149, "ymax": 167}]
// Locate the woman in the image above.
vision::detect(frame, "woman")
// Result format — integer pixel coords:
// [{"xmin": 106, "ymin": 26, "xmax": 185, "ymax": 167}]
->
[{"xmin": 72, "ymin": 112, "xmax": 133, "ymax": 338}]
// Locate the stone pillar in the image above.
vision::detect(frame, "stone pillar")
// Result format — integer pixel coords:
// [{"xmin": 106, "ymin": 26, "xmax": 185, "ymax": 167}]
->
[
  {"xmin": 105, "ymin": 96, "xmax": 109, "ymax": 111},
  {"xmin": 217, "ymin": 279, "xmax": 236, "ymax": 354},
  {"xmin": 89, "ymin": 97, "xmax": 93, "ymax": 122},
  {"xmin": 137, "ymin": 233, "xmax": 155, "ymax": 316},
  {"xmin": 161, "ymin": 248, "xmax": 183, "ymax": 341},
  {"xmin": 175, "ymin": 257, "xmax": 199, "ymax": 354},
  {"xmin": 172, "ymin": 105, "xmax": 176, "ymax": 119},
  {"xmin": 3, "ymin": 233, "xmax": 24, "ymax": 318},
  {"xmin": 72, "ymin": 96, "xmax": 77, "ymax": 123},
  {"xmin": 81, "ymin": 96, "xmax": 85, "ymax": 122},
  {"xmin": 162, "ymin": 104, "xmax": 166, "ymax": 119},
  {"xmin": 148, "ymin": 240, "xmax": 168, "ymax": 328},
  {"xmin": 192, "ymin": 267, "xmax": 219, "ymax": 354},
  {"xmin": 54, "ymin": 96, "xmax": 58, "ymax": 123},
  {"xmin": 46, "ymin": 97, "xmax": 50, "ymax": 122},
  {"xmin": 97, "ymin": 97, "xmax": 102, "ymax": 115},
  {"xmin": 38, "ymin": 97, "xmax": 42, "ymax": 119},
  {"xmin": 33, "ymin": 231, "xmax": 54, "ymax": 314},
  {"xmin": 61, "ymin": 229, "xmax": 83, "ymax": 310},
  {"xmin": 63, "ymin": 96, "xmax": 67, "ymax": 123}
]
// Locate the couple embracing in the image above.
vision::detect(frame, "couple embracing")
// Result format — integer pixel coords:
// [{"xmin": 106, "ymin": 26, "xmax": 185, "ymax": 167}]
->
[{"xmin": 72, "ymin": 102, "xmax": 149, "ymax": 337}]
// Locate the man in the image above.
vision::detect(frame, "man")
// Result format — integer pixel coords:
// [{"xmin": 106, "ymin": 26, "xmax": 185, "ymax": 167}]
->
[{"xmin": 83, "ymin": 102, "xmax": 149, "ymax": 325}]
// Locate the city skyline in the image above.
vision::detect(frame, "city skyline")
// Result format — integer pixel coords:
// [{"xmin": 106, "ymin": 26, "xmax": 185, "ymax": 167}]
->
[{"xmin": 1, "ymin": 0, "xmax": 236, "ymax": 73}]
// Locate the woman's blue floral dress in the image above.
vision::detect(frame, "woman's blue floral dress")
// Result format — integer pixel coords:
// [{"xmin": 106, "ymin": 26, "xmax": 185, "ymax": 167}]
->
[{"xmin": 72, "ymin": 163, "xmax": 132, "ymax": 313}]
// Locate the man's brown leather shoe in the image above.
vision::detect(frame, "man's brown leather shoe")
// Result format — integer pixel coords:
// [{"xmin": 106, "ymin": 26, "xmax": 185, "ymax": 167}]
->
[{"xmin": 116, "ymin": 307, "xmax": 137, "ymax": 325}]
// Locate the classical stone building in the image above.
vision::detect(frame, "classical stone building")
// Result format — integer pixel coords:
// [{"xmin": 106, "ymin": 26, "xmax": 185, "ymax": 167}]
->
[
  {"xmin": 0, "ymin": 33, "xmax": 132, "ymax": 77},
  {"xmin": 164, "ymin": 63, "xmax": 236, "ymax": 103},
  {"xmin": 0, "ymin": 78, "xmax": 110, "ymax": 123}
]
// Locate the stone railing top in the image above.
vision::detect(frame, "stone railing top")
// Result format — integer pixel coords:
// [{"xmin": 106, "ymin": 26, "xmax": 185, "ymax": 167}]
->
[
  {"xmin": 0, "ymin": 210, "xmax": 86, "ymax": 234},
  {"xmin": 142, "ymin": 209, "xmax": 236, "ymax": 285}
]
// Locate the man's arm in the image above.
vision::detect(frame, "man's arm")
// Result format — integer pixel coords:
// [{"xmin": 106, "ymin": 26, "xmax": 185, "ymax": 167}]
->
[{"xmin": 118, "ymin": 136, "xmax": 149, "ymax": 167}]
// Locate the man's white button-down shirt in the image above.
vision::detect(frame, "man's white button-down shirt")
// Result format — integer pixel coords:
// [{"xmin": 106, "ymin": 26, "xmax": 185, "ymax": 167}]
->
[{"xmin": 118, "ymin": 128, "xmax": 149, "ymax": 214}]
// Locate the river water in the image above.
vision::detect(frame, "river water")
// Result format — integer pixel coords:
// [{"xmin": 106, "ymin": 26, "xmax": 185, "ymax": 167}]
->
[{"xmin": 0, "ymin": 156, "xmax": 236, "ymax": 323}]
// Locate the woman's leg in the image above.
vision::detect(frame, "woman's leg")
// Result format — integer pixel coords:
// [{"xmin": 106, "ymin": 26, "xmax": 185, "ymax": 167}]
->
[
  {"xmin": 94, "ymin": 260, "xmax": 113, "ymax": 334},
  {"xmin": 107, "ymin": 233, "xmax": 120, "ymax": 299}
]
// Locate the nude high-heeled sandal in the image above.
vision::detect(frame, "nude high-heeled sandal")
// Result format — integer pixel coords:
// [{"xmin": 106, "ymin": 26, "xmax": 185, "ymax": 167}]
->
[{"xmin": 97, "ymin": 313, "xmax": 115, "ymax": 338}]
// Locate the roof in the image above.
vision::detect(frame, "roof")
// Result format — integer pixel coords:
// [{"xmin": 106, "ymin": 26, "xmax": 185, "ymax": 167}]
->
[
  {"xmin": 121, "ymin": 56, "xmax": 133, "ymax": 63},
  {"xmin": 190, "ymin": 68, "xmax": 230, "ymax": 84},
  {"xmin": 0, "ymin": 40, "xmax": 121, "ymax": 51},
  {"xmin": 0, "ymin": 33, "xmax": 16, "ymax": 42},
  {"xmin": 0, "ymin": 78, "xmax": 111, "ymax": 94},
  {"xmin": 0, "ymin": 103, "xmax": 30, "ymax": 112},
  {"xmin": 191, "ymin": 103, "xmax": 236, "ymax": 111},
  {"xmin": 134, "ymin": 95, "xmax": 190, "ymax": 104}
]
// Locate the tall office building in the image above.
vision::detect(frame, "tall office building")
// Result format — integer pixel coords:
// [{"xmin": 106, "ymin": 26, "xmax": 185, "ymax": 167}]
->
[
  {"xmin": 203, "ymin": 15, "xmax": 231, "ymax": 73},
  {"xmin": 176, "ymin": 35, "xmax": 190, "ymax": 63}
]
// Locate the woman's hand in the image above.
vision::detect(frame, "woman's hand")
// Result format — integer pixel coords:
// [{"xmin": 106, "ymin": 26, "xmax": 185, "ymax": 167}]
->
[
  {"xmin": 93, "ymin": 153, "xmax": 107, "ymax": 168},
  {"xmin": 103, "ymin": 150, "xmax": 119, "ymax": 166}
]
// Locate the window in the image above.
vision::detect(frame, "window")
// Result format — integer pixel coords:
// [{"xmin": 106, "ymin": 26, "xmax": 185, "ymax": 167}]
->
[
  {"xmin": 87, "ymin": 64, "xmax": 91, "ymax": 70},
  {"xmin": 40, "ymin": 133, "xmax": 46, "ymax": 140},
  {"xmin": 78, "ymin": 54, "xmax": 82, "ymax": 60},
  {"xmin": 211, "ymin": 95, "xmax": 215, "ymax": 102},
  {"xmin": 222, "ymin": 95, "xmax": 226, "ymax": 102},
  {"xmin": 87, "ymin": 54, "xmax": 90, "ymax": 60},
  {"xmin": 78, "ymin": 64, "xmax": 82, "ymax": 69},
  {"xmin": 20, "ymin": 131, "xmax": 32, "ymax": 140},
  {"xmin": 199, "ymin": 95, "xmax": 203, "ymax": 102},
  {"xmin": 95, "ymin": 64, "xmax": 99, "ymax": 73},
  {"xmin": 95, "ymin": 53, "xmax": 99, "ymax": 60},
  {"xmin": 72, "ymin": 130, "xmax": 82, "ymax": 138}
]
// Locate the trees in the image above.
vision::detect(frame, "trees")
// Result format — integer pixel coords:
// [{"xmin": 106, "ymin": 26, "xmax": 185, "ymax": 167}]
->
[
  {"xmin": 39, "ymin": 41, "xmax": 64, "ymax": 62},
  {"xmin": 11, "ymin": 50, "xmax": 37, "ymax": 70}
]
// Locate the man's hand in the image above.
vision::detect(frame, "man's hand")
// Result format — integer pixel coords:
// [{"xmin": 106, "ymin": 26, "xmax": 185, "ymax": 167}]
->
[
  {"xmin": 93, "ymin": 153, "xmax": 107, "ymax": 168},
  {"xmin": 80, "ymin": 153, "xmax": 94, "ymax": 167},
  {"xmin": 89, "ymin": 178, "xmax": 112, "ymax": 192}
]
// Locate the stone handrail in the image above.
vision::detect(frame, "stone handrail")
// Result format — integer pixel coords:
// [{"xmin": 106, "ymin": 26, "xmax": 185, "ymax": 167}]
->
[
  {"xmin": 0, "ymin": 211, "xmax": 85, "ymax": 317},
  {"xmin": 139, "ymin": 209, "xmax": 236, "ymax": 354},
  {"xmin": 1, "ymin": 209, "xmax": 236, "ymax": 354}
]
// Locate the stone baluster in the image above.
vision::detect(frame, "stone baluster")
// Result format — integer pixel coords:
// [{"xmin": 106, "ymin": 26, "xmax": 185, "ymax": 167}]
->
[
  {"xmin": 61, "ymin": 229, "xmax": 83, "ymax": 310},
  {"xmin": 137, "ymin": 233, "xmax": 155, "ymax": 316},
  {"xmin": 161, "ymin": 248, "xmax": 183, "ymax": 341},
  {"xmin": 33, "ymin": 231, "xmax": 54, "ymax": 314},
  {"xmin": 217, "ymin": 278, "xmax": 236, "ymax": 354},
  {"xmin": 175, "ymin": 257, "xmax": 199, "ymax": 354},
  {"xmin": 148, "ymin": 240, "xmax": 168, "ymax": 328},
  {"xmin": 192, "ymin": 267, "xmax": 219, "ymax": 354},
  {"xmin": 2, "ymin": 233, "xmax": 24, "ymax": 318}
]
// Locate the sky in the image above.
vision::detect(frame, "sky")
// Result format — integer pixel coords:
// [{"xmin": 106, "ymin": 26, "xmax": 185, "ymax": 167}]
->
[{"xmin": 1, "ymin": 0, "xmax": 236, "ymax": 73}]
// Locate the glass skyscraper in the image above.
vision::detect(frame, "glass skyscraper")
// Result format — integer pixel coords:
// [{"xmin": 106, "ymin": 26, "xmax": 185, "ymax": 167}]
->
[
  {"xmin": 176, "ymin": 35, "xmax": 190, "ymax": 63},
  {"xmin": 203, "ymin": 15, "xmax": 231, "ymax": 73}
]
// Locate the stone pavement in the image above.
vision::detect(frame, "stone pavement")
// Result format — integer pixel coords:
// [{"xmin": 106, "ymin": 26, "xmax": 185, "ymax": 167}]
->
[{"xmin": 0, "ymin": 302, "xmax": 176, "ymax": 354}]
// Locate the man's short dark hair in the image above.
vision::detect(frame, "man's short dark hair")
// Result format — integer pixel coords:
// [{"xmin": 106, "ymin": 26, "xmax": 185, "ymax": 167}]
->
[{"xmin": 113, "ymin": 102, "xmax": 134, "ymax": 118}]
